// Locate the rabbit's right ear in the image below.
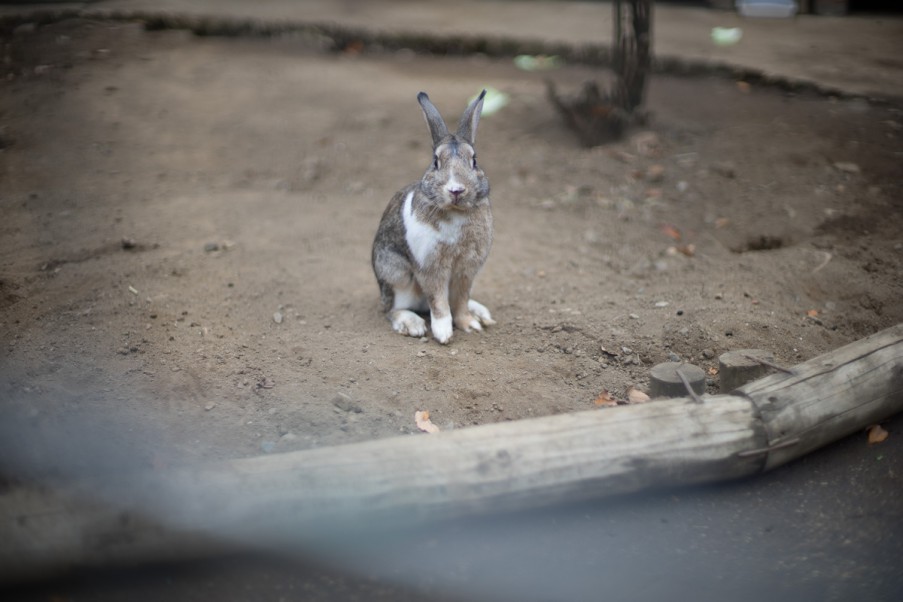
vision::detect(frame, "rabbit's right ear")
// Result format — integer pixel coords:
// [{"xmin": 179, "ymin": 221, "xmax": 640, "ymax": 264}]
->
[{"xmin": 418, "ymin": 92, "xmax": 449, "ymax": 147}]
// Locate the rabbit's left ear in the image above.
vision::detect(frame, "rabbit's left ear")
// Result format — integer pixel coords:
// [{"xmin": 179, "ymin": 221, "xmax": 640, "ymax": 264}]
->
[{"xmin": 456, "ymin": 89, "xmax": 486, "ymax": 144}]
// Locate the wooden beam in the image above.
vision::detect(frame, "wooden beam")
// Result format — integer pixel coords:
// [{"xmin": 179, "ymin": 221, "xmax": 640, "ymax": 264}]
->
[
  {"xmin": 2, "ymin": 324, "xmax": 902, "ymax": 582},
  {"xmin": 737, "ymin": 324, "xmax": 903, "ymax": 471}
]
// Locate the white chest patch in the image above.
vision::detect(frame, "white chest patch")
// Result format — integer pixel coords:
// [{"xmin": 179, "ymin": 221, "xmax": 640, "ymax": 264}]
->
[{"xmin": 403, "ymin": 191, "xmax": 465, "ymax": 268}]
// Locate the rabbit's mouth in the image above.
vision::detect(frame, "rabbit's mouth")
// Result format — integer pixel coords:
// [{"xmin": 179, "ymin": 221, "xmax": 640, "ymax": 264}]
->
[{"xmin": 446, "ymin": 197, "xmax": 474, "ymax": 211}]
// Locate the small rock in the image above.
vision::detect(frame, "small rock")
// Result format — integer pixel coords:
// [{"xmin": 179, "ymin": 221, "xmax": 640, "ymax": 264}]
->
[
  {"xmin": 280, "ymin": 432, "xmax": 298, "ymax": 442},
  {"xmin": 833, "ymin": 162, "xmax": 860, "ymax": 174},
  {"xmin": 631, "ymin": 131, "xmax": 661, "ymax": 157},
  {"xmin": 702, "ymin": 348, "xmax": 716, "ymax": 360},
  {"xmin": 204, "ymin": 242, "xmax": 219, "ymax": 252},
  {"xmin": 654, "ymin": 301, "xmax": 669, "ymax": 308},
  {"xmin": 332, "ymin": 392, "xmax": 363, "ymax": 414},
  {"xmin": 273, "ymin": 311, "xmax": 284, "ymax": 324},
  {"xmin": 711, "ymin": 161, "xmax": 736, "ymax": 179},
  {"xmin": 204, "ymin": 402, "xmax": 216, "ymax": 411},
  {"xmin": 646, "ymin": 164, "xmax": 665, "ymax": 183},
  {"xmin": 299, "ymin": 156, "xmax": 324, "ymax": 187},
  {"xmin": 629, "ymin": 313, "xmax": 640, "ymax": 320},
  {"xmin": 260, "ymin": 441, "xmax": 276, "ymax": 454},
  {"xmin": 13, "ymin": 23, "xmax": 36, "ymax": 35}
]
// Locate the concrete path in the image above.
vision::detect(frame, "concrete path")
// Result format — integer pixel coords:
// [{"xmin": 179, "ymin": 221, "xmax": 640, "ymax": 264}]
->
[{"xmin": 3, "ymin": 0, "xmax": 903, "ymax": 99}]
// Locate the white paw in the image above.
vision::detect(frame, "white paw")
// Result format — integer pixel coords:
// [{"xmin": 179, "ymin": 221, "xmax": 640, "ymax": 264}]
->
[
  {"xmin": 468, "ymin": 299, "xmax": 496, "ymax": 327},
  {"xmin": 391, "ymin": 310, "xmax": 427, "ymax": 338},
  {"xmin": 456, "ymin": 315, "xmax": 483, "ymax": 333},
  {"xmin": 431, "ymin": 314, "xmax": 453, "ymax": 344}
]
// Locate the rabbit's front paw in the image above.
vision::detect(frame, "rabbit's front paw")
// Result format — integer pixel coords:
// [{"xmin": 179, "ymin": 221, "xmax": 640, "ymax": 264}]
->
[
  {"xmin": 455, "ymin": 313, "xmax": 483, "ymax": 333},
  {"xmin": 431, "ymin": 314, "xmax": 453, "ymax": 344},
  {"xmin": 468, "ymin": 299, "xmax": 496, "ymax": 327},
  {"xmin": 390, "ymin": 310, "xmax": 427, "ymax": 338}
]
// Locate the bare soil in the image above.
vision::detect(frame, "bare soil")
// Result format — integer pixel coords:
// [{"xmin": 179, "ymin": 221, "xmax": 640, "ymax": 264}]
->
[{"xmin": 2, "ymin": 19, "xmax": 902, "ymax": 472}]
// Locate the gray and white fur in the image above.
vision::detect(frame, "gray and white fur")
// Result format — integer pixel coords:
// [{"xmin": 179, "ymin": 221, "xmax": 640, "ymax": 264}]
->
[{"xmin": 371, "ymin": 90, "xmax": 494, "ymax": 344}]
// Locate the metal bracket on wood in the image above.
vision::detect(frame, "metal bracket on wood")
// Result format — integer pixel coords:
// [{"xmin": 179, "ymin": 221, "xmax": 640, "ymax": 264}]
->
[
  {"xmin": 736, "ymin": 437, "xmax": 801, "ymax": 458},
  {"xmin": 676, "ymin": 368, "xmax": 704, "ymax": 403},
  {"xmin": 742, "ymin": 354, "xmax": 794, "ymax": 375}
]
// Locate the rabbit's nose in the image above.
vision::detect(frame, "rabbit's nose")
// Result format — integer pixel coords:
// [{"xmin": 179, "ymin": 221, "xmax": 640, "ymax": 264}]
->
[{"xmin": 449, "ymin": 186, "xmax": 465, "ymax": 199}]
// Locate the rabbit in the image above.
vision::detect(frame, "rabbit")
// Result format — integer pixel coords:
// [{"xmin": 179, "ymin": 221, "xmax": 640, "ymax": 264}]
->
[{"xmin": 372, "ymin": 90, "xmax": 495, "ymax": 344}]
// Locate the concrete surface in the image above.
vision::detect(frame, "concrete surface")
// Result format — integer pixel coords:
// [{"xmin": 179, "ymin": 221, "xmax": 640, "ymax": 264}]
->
[{"xmin": 2, "ymin": 0, "xmax": 903, "ymax": 100}]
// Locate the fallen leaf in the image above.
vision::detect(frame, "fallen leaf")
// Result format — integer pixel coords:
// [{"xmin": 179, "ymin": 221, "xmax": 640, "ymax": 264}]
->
[
  {"xmin": 343, "ymin": 40, "xmax": 364, "ymax": 55},
  {"xmin": 594, "ymin": 389, "xmax": 618, "ymax": 407},
  {"xmin": 415, "ymin": 410, "xmax": 440, "ymax": 434},
  {"xmin": 660, "ymin": 224, "xmax": 682, "ymax": 241},
  {"xmin": 676, "ymin": 243, "xmax": 696, "ymax": 257},
  {"xmin": 707, "ymin": 366, "xmax": 719, "ymax": 376},
  {"xmin": 806, "ymin": 309, "xmax": 819, "ymax": 318},
  {"xmin": 867, "ymin": 424, "xmax": 888, "ymax": 444},
  {"xmin": 627, "ymin": 387, "xmax": 651, "ymax": 404}
]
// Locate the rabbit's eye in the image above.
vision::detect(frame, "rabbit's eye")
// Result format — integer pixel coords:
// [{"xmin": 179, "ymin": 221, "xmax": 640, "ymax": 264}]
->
[
  {"xmin": 472, "ymin": 156, "xmax": 478, "ymax": 169},
  {"xmin": 433, "ymin": 156, "xmax": 440, "ymax": 170}
]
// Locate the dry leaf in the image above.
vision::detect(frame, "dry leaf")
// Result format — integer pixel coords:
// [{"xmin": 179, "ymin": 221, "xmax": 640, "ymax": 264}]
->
[
  {"xmin": 676, "ymin": 243, "xmax": 696, "ymax": 257},
  {"xmin": 415, "ymin": 410, "xmax": 440, "ymax": 434},
  {"xmin": 343, "ymin": 40, "xmax": 365, "ymax": 55},
  {"xmin": 594, "ymin": 389, "xmax": 618, "ymax": 407},
  {"xmin": 806, "ymin": 309, "xmax": 819, "ymax": 318},
  {"xmin": 660, "ymin": 224, "xmax": 682, "ymax": 241},
  {"xmin": 867, "ymin": 424, "xmax": 888, "ymax": 444},
  {"xmin": 627, "ymin": 387, "xmax": 651, "ymax": 404},
  {"xmin": 707, "ymin": 366, "xmax": 719, "ymax": 376}
]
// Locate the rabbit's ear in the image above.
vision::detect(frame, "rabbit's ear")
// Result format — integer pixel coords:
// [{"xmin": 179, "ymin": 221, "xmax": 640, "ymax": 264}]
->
[
  {"xmin": 456, "ymin": 89, "xmax": 486, "ymax": 144},
  {"xmin": 418, "ymin": 92, "xmax": 449, "ymax": 147}
]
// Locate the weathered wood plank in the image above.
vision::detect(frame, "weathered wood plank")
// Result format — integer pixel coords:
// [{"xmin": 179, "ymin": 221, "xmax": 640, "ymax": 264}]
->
[
  {"xmin": 736, "ymin": 323, "xmax": 903, "ymax": 470},
  {"xmin": 0, "ymin": 395, "xmax": 764, "ymax": 581},
  {"xmin": 136, "ymin": 395, "xmax": 765, "ymax": 537},
  {"xmin": 2, "ymin": 323, "xmax": 902, "ymax": 582}
]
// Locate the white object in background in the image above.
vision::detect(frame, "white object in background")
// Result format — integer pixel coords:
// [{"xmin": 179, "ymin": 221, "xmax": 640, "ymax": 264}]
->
[
  {"xmin": 737, "ymin": 0, "xmax": 798, "ymax": 18},
  {"xmin": 711, "ymin": 27, "xmax": 743, "ymax": 46}
]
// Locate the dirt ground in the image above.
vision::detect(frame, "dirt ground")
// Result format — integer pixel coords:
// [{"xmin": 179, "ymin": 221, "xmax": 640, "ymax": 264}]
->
[{"xmin": 1, "ymin": 18, "xmax": 903, "ymax": 598}]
